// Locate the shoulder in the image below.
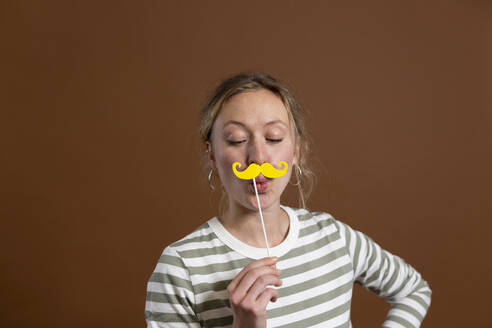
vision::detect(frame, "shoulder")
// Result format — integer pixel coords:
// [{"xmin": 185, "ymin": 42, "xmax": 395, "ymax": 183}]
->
[
  {"xmin": 150, "ymin": 222, "xmax": 217, "ymax": 280},
  {"xmin": 168, "ymin": 221, "xmax": 214, "ymax": 248},
  {"xmin": 158, "ymin": 219, "xmax": 226, "ymax": 266},
  {"xmin": 289, "ymin": 206, "xmax": 360, "ymax": 247},
  {"xmin": 283, "ymin": 206, "xmax": 348, "ymax": 243},
  {"xmin": 288, "ymin": 206, "xmax": 334, "ymax": 222},
  {"xmin": 291, "ymin": 206, "xmax": 346, "ymax": 231}
]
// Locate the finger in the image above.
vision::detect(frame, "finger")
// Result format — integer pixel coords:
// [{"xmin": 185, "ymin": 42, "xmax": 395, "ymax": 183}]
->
[
  {"xmin": 230, "ymin": 266, "xmax": 280, "ymax": 304},
  {"xmin": 244, "ymin": 275, "xmax": 282, "ymax": 303},
  {"xmin": 233, "ymin": 257, "xmax": 277, "ymax": 288},
  {"xmin": 256, "ymin": 288, "xmax": 279, "ymax": 309},
  {"xmin": 227, "ymin": 257, "xmax": 277, "ymax": 293}
]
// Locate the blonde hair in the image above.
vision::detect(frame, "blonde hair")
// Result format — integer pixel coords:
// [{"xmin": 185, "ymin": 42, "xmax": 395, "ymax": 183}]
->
[{"xmin": 199, "ymin": 72, "xmax": 316, "ymax": 214}]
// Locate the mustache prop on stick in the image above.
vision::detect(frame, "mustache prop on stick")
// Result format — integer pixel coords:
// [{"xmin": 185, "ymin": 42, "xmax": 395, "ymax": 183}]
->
[{"xmin": 232, "ymin": 161, "xmax": 288, "ymax": 257}]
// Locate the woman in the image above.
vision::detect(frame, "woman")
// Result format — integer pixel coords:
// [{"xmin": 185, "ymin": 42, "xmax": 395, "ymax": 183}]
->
[{"xmin": 145, "ymin": 73, "xmax": 432, "ymax": 327}]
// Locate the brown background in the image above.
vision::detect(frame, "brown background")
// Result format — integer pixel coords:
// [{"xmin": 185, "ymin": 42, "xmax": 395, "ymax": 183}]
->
[{"xmin": 1, "ymin": 1, "xmax": 491, "ymax": 327}]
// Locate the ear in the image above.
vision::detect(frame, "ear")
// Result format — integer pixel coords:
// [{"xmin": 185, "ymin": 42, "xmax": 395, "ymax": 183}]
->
[{"xmin": 205, "ymin": 141, "xmax": 216, "ymax": 168}]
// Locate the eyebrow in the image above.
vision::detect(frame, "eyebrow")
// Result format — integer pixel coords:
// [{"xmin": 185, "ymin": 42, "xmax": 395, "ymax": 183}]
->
[{"xmin": 222, "ymin": 119, "xmax": 288, "ymax": 130}]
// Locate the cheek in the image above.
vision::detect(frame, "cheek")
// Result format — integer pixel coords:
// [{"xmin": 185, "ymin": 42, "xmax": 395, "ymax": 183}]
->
[
  {"xmin": 219, "ymin": 147, "xmax": 246, "ymax": 169},
  {"xmin": 277, "ymin": 144, "xmax": 295, "ymax": 162},
  {"xmin": 219, "ymin": 152, "xmax": 237, "ymax": 169},
  {"xmin": 216, "ymin": 153, "xmax": 240, "ymax": 184}
]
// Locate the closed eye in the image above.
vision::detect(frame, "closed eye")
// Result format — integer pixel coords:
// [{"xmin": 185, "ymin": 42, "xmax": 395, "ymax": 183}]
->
[
  {"xmin": 227, "ymin": 140, "xmax": 246, "ymax": 145},
  {"xmin": 267, "ymin": 139, "xmax": 283, "ymax": 143}
]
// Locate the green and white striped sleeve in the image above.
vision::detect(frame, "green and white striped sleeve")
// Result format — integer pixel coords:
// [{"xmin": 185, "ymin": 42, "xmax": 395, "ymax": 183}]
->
[
  {"xmin": 145, "ymin": 246, "xmax": 201, "ymax": 328},
  {"xmin": 334, "ymin": 219, "xmax": 432, "ymax": 328}
]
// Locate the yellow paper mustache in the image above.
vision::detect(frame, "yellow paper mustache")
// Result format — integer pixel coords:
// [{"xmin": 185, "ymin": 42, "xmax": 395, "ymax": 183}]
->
[{"xmin": 232, "ymin": 161, "xmax": 288, "ymax": 180}]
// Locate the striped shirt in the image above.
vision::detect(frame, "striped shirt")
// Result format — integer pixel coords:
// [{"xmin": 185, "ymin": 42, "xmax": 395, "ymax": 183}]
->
[{"xmin": 145, "ymin": 205, "xmax": 431, "ymax": 327}]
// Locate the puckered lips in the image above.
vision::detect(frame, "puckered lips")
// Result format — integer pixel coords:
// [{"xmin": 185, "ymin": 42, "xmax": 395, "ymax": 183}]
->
[{"xmin": 248, "ymin": 175, "xmax": 271, "ymax": 193}]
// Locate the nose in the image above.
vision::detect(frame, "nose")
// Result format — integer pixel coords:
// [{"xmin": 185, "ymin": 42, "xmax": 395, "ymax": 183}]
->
[{"xmin": 247, "ymin": 138, "xmax": 268, "ymax": 166}]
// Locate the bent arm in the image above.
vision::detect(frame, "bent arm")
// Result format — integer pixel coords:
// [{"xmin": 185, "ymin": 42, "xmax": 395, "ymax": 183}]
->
[{"xmin": 334, "ymin": 219, "xmax": 432, "ymax": 327}]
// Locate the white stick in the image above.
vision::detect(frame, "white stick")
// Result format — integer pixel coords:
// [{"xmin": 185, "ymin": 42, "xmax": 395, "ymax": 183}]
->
[{"xmin": 252, "ymin": 177, "xmax": 270, "ymax": 257}]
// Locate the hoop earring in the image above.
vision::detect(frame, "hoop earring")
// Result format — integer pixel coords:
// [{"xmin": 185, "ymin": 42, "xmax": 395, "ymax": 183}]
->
[
  {"xmin": 291, "ymin": 164, "xmax": 302, "ymax": 186},
  {"xmin": 208, "ymin": 168, "xmax": 215, "ymax": 191}
]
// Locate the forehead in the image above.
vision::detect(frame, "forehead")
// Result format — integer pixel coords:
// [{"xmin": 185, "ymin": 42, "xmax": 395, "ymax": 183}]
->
[{"xmin": 216, "ymin": 89, "xmax": 290, "ymax": 128}]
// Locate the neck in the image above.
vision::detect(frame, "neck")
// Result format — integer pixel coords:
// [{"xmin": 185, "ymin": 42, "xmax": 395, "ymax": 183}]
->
[{"xmin": 219, "ymin": 201, "xmax": 290, "ymax": 248}]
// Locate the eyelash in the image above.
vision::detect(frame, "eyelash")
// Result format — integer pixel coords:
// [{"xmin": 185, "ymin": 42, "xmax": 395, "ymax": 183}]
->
[
  {"xmin": 228, "ymin": 140, "xmax": 244, "ymax": 145},
  {"xmin": 228, "ymin": 139, "xmax": 283, "ymax": 145}
]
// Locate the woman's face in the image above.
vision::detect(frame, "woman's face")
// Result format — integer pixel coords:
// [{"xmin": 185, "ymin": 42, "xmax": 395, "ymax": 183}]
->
[{"xmin": 207, "ymin": 89, "xmax": 299, "ymax": 212}]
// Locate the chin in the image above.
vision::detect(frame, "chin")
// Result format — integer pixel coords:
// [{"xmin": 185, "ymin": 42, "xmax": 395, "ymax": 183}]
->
[{"xmin": 247, "ymin": 192, "xmax": 276, "ymax": 210}]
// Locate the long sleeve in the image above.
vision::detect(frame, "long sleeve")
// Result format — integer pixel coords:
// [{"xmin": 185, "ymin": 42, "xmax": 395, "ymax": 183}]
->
[
  {"xmin": 145, "ymin": 246, "xmax": 201, "ymax": 328},
  {"xmin": 334, "ymin": 219, "xmax": 432, "ymax": 328}
]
